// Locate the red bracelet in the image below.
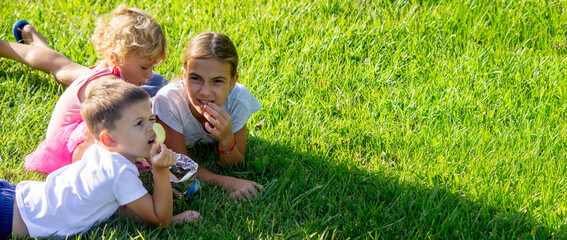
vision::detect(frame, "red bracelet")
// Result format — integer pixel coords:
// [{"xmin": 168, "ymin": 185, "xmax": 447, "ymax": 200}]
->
[{"xmin": 216, "ymin": 139, "xmax": 236, "ymax": 154}]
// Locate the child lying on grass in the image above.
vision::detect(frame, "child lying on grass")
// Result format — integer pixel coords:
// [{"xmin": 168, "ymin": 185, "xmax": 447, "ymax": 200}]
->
[
  {"xmin": 0, "ymin": 5, "xmax": 168, "ymax": 174},
  {"xmin": 0, "ymin": 77, "xmax": 199, "ymax": 239},
  {"xmin": 154, "ymin": 32, "xmax": 264, "ymax": 201}
]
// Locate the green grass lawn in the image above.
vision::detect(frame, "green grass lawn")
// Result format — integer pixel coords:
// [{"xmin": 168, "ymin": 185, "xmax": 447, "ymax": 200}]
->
[{"xmin": 1, "ymin": 0, "xmax": 567, "ymax": 239}]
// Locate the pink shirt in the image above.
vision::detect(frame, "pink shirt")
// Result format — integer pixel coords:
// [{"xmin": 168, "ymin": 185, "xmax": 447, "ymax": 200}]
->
[
  {"xmin": 45, "ymin": 65, "xmax": 119, "ymax": 138},
  {"xmin": 25, "ymin": 65, "xmax": 122, "ymax": 173}
]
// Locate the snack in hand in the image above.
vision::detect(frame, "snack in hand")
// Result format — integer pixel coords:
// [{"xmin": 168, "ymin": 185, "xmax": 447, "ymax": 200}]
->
[{"xmin": 153, "ymin": 123, "xmax": 166, "ymax": 143}]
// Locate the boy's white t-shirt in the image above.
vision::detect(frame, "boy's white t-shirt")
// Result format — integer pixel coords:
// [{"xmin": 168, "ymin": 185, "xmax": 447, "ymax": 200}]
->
[
  {"xmin": 153, "ymin": 81, "xmax": 262, "ymax": 147},
  {"xmin": 16, "ymin": 144, "xmax": 147, "ymax": 238}
]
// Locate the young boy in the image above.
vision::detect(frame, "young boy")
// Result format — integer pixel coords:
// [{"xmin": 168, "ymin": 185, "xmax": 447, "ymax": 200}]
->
[{"xmin": 0, "ymin": 77, "xmax": 200, "ymax": 239}]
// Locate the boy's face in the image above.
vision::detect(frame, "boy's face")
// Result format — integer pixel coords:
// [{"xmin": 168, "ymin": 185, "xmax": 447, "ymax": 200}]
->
[
  {"xmin": 107, "ymin": 99, "xmax": 157, "ymax": 162},
  {"xmin": 116, "ymin": 54, "xmax": 159, "ymax": 87},
  {"xmin": 183, "ymin": 58, "xmax": 237, "ymax": 121}
]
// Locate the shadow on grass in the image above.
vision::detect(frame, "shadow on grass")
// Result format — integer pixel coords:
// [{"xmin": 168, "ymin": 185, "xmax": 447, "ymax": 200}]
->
[
  {"xmin": 3, "ymin": 64, "xmax": 563, "ymax": 238},
  {"xmin": 88, "ymin": 135, "xmax": 565, "ymax": 239}
]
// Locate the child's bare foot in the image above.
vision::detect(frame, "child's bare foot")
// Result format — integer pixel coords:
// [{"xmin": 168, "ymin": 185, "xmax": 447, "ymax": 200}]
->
[{"xmin": 21, "ymin": 25, "xmax": 50, "ymax": 49}]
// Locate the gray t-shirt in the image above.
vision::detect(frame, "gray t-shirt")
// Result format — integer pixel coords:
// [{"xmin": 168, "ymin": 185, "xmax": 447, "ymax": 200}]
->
[{"xmin": 152, "ymin": 81, "xmax": 261, "ymax": 147}]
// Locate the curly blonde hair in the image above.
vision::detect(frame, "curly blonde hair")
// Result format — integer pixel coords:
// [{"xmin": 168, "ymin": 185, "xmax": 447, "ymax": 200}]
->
[{"xmin": 91, "ymin": 5, "xmax": 166, "ymax": 64}]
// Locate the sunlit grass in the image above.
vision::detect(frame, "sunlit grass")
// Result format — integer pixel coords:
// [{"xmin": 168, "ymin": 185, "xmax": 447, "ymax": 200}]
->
[{"xmin": 1, "ymin": 0, "xmax": 567, "ymax": 239}]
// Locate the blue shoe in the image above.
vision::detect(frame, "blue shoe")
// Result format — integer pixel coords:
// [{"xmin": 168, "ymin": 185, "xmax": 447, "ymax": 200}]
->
[{"xmin": 12, "ymin": 20, "xmax": 29, "ymax": 43}]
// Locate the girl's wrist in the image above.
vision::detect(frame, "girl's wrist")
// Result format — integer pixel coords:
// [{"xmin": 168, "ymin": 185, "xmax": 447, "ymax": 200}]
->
[
  {"xmin": 151, "ymin": 166, "xmax": 170, "ymax": 176},
  {"xmin": 217, "ymin": 135, "xmax": 235, "ymax": 150},
  {"xmin": 220, "ymin": 176, "xmax": 235, "ymax": 189},
  {"xmin": 216, "ymin": 138, "xmax": 236, "ymax": 154}
]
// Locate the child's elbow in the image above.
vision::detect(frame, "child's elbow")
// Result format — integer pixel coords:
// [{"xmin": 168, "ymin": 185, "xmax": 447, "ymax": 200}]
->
[
  {"xmin": 160, "ymin": 220, "xmax": 173, "ymax": 229},
  {"xmin": 148, "ymin": 217, "xmax": 172, "ymax": 229}
]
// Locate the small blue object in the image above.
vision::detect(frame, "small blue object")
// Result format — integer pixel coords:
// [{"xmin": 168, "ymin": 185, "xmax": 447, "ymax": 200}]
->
[
  {"xmin": 184, "ymin": 178, "xmax": 203, "ymax": 196},
  {"xmin": 12, "ymin": 20, "xmax": 29, "ymax": 43},
  {"xmin": 140, "ymin": 71, "xmax": 168, "ymax": 97}
]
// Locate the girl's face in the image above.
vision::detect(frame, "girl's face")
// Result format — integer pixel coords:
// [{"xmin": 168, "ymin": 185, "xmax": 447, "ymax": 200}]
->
[
  {"xmin": 182, "ymin": 58, "xmax": 237, "ymax": 121},
  {"xmin": 114, "ymin": 54, "xmax": 158, "ymax": 87}
]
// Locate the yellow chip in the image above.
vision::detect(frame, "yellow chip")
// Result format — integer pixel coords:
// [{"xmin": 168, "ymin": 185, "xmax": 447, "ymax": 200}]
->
[{"xmin": 153, "ymin": 123, "xmax": 166, "ymax": 143}]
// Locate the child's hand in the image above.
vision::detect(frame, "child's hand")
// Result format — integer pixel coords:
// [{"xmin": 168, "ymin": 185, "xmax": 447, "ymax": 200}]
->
[
  {"xmin": 202, "ymin": 103, "xmax": 234, "ymax": 145},
  {"xmin": 149, "ymin": 143, "xmax": 176, "ymax": 170},
  {"xmin": 172, "ymin": 210, "xmax": 201, "ymax": 225},
  {"xmin": 224, "ymin": 177, "xmax": 264, "ymax": 201}
]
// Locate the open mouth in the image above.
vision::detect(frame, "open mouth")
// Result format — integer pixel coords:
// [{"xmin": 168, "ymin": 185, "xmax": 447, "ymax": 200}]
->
[
  {"xmin": 199, "ymin": 100, "xmax": 214, "ymax": 107},
  {"xmin": 148, "ymin": 136, "xmax": 156, "ymax": 145}
]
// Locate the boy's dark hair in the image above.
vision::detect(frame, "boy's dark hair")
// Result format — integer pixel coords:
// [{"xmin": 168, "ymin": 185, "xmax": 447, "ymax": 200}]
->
[{"xmin": 80, "ymin": 76, "xmax": 150, "ymax": 140}]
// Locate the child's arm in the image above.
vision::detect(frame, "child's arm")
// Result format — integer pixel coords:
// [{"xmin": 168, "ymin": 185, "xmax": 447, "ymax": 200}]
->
[
  {"xmin": 125, "ymin": 143, "xmax": 176, "ymax": 227},
  {"xmin": 202, "ymin": 103, "xmax": 246, "ymax": 167},
  {"xmin": 157, "ymin": 116, "xmax": 247, "ymax": 168},
  {"xmin": 197, "ymin": 167, "xmax": 263, "ymax": 201},
  {"xmin": 157, "ymin": 117, "xmax": 263, "ymax": 201},
  {"xmin": 216, "ymin": 124, "xmax": 247, "ymax": 167}
]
